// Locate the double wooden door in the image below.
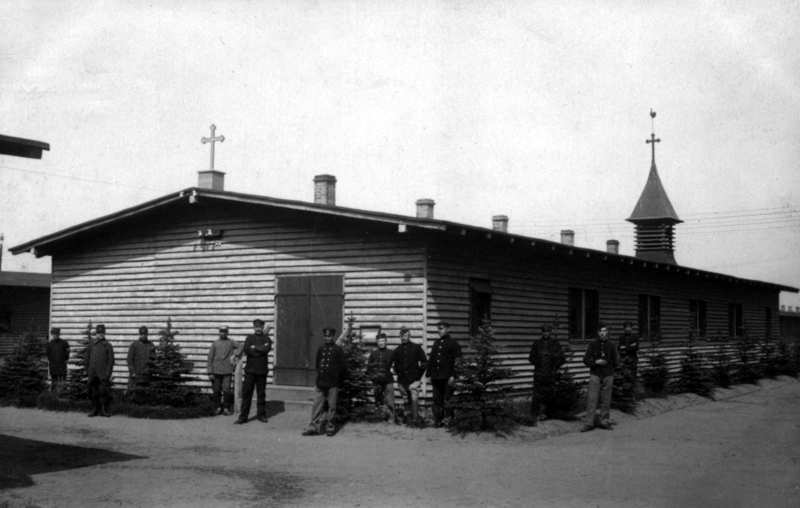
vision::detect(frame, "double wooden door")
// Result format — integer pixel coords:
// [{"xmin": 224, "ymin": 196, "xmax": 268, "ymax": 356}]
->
[{"xmin": 275, "ymin": 275, "xmax": 343, "ymax": 386}]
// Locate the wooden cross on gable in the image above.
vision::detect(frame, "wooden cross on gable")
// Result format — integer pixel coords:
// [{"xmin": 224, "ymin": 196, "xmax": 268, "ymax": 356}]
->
[
  {"xmin": 646, "ymin": 109, "xmax": 660, "ymax": 165},
  {"xmin": 201, "ymin": 124, "xmax": 225, "ymax": 170}
]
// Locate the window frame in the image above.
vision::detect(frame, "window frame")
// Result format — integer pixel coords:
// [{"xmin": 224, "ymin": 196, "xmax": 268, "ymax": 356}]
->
[{"xmin": 568, "ymin": 287, "xmax": 599, "ymax": 340}]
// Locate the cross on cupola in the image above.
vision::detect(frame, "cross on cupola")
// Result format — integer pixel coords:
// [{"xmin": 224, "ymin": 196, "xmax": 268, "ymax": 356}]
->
[
  {"xmin": 201, "ymin": 124, "xmax": 225, "ymax": 171},
  {"xmin": 646, "ymin": 109, "xmax": 660, "ymax": 167},
  {"xmin": 196, "ymin": 124, "xmax": 226, "ymax": 191}
]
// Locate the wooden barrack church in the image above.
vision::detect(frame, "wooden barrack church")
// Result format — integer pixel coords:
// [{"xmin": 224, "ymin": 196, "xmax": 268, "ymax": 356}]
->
[{"xmin": 12, "ymin": 120, "xmax": 797, "ymax": 399}]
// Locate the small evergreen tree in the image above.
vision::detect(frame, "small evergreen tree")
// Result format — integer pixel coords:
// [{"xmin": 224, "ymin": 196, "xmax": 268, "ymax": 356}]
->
[
  {"xmin": 710, "ymin": 345, "xmax": 733, "ymax": 388},
  {"xmin": 675, "ymin": 344, "xmax": 714, "ymax": 398},
  {"xmin": 63, "ymin": 321, "xmax": 92, "ymax": 400},
  {"xmin": 0, "ymin": 333, "xmax": 47, "ymax": 406},
  {"xmin": 546, "ymin": 360, "xmax": 582, "ymax": 419},
  {"xmin": 640, "ymin": 350, "xmax": 669, "ymax": 396},
  {"xmin": 735, "ymin": 332, "xmax": 762, "ymax": 384},
  {"xmin": 448, "ymin": 321, "xmax": 516, "ymax": 434},
  {"xmin": 759, "ymin": 336, "xmax": 780, "ymax": 378},
  {"xmin": 774, "ymin": 341, "xmax": 799, "ymax": 377},
  {"xmin": 336, "ymin": 314, "xmax": 374, "ymax": 421},
  {"xmin": 140, "ymin": 318, "xmax": 195, "ymax": 406}
]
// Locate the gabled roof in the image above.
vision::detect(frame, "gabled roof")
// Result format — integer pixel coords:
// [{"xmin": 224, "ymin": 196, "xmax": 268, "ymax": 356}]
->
[
  {"xmin": 10, "ymin": 186, "xmax": 797, "ymax": 293},
  {"xmin": 0, "ymin": 271, "xmax": 51, "ymax": 288},
  {"xmin": 627, "ymin": 163, "xmax": 681, "ymax": 223},
  {"xmin": 0, "ymin": 134, "xmax": 50, "ymax": 159}
]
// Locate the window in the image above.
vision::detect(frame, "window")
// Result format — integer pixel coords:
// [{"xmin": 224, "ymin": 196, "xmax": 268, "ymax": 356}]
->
[
  {"xmin": 689, "ymin": 300, "xmax": 707, "ymax": 338},
  {"xmin": 728, "ymin": 303, "xmax": 743, "ymax": 338},
  {"xmin": 764, "ymin": 307, "xmax": 772, "ymax": 339},
  {"xmin": 568, "ymin": 288, "xmax": 599, "ymax": 339},
  {"xmin": 469, "ymin": 279, "xmax": 492, "ymax": 336},
  {"xmin": 638, "ymin": 294, "xmax": 661, "ymax": 339}
]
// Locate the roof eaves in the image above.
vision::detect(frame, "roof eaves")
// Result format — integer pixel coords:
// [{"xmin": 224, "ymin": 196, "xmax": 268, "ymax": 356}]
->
[{"xmin": 9, "ymin": 190, "xmax": 188, "ymax": 255}]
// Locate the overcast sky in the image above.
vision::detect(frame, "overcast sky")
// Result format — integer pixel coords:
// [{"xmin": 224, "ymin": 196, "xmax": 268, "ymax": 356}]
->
[{"xmin": 1, "ymin": 0, "xmax": 798, "ymax": 306}]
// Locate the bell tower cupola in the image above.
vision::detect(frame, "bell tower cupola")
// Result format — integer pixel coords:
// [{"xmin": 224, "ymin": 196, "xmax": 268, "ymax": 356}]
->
[{"xmin": 626, "ymin": 110, "xmax": 682, "ymax": 264}]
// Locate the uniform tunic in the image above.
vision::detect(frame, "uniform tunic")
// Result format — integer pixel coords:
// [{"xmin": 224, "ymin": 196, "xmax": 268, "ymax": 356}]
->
[
  {"xmin": 582, "ymin": 339, "xmax": 619, "ymax": 378},
  {"xmin": 207, "ymin": 338, "xmax": 238, "ymax": 375},
  {"xmin": 315, "ymin": 343, "xmax": 345, "ymax": 389},
  {"xmin": 88, "ymin": 338, "xmax": 115, "ymax": 381},
  {"xmin": 367, "ymin": 348, "xmax": 393, "ymax": 384},
  {"xmin": 426, "ymin": 334, "xmax": 461, "ymax": 380},
  {"xmin": 390, "ymin": 342, "xmax": 427, "ymax": 385},
  {"xmin": 242, "ymin": 334, "xmax": 271, "ymax": 375},
  {"xmin": 127, "ymin": 339, "xmax": 155, "ymax": 378},
  {"xmin": 528, "ymin": 338, "xmax": 566, "ymax": 380},
  {"xmin": 46, "ymin": 338, "xmax": 70, "ymax": 377}
]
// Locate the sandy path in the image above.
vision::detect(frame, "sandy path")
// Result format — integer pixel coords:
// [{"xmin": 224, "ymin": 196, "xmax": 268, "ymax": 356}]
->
[{"xmin": 1, "ymin": 378, "xmax": 798, "ymax": 507}]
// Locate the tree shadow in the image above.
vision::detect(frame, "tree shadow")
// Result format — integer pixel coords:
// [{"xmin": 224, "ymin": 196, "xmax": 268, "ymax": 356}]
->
[{"xmin": 0, "ymin": 434, "xmax": 144, "ymax": 490}]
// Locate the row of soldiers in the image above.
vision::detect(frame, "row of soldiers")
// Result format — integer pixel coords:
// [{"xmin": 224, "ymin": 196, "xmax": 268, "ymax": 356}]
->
[
  {"xmin": 529, "ymin": 321, "xmax": 639, "ymax": 431},
  {"xmin": 45, "ymin": 318, "xmax": 638, "ymax": 430},
  {"xmin": 302, "ymin": 321, "xmax": 462, "ymax": 436}
]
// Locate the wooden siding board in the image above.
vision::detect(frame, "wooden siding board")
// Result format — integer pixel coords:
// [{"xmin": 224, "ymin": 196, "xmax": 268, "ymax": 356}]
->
[
  {"xmin": 425, "ymin": 239, "xmax": 784, "ymax": 390},
  {"xmin": 50, "ymin": 211, "xmax": 426, "ymax": 390}
]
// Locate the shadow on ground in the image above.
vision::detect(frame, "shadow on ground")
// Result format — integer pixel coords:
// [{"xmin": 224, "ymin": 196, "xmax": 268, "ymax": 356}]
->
[{"xmin": 0, "ymin": 434, "xmax": 144, "ymax": 490}]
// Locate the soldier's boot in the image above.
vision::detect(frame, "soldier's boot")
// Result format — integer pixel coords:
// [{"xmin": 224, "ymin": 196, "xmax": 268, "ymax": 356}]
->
[
  {"xmin": 325, "ymin": 421, "xmax": 336, "ymax": 436},
  {"xmin": 100, "ymin": 404, "xmax": 111, "ymax": 417}
]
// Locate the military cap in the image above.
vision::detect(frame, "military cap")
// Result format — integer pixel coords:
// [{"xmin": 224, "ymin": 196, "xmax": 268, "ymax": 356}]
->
[
  {"xmin": 622, "ymin": 321, "xmax": 634, "ymax": 328},
  {"xmin": 598, "ymin": 321, "xmax": 607, "ymax": 329},
  {"xmin": 139, "ymin": 326, "xmax": 148, "ymax": 334},
  {"xmin": 253, "ymin": 319, "xmax": 265, "ymax": 327},
  {"xmin": 219, "ymin": 326, "xmax": 229, "ymax": 333},
  {"xmin": 50, "ymin": 327, "xmax": 61, "ymax": 334},
  {"xmin": 322, "ymin": 327, "xmax": 337, "ymax": 336},
  {"xmin": 95, "ymin": 324, "xmax": 106, "ymax": 334},
  {"xmin": 436, "ymin": 321, "xmax": 450, "ymax": 328},
  {"xmin": 377, "ymin": 332, "xmax": 388, "ymax": 340},
  {"xmin": 399, "ymin": 326, "xmax": 410, "ymax": 335},
  {"xmin": 540, "ymin": 324, "xmax": 554, "ymax": 332}
]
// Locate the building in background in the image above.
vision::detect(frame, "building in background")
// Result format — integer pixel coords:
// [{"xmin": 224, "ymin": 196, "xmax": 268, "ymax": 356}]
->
[{"xmin": 0, "ymin": 271, "xmax": 51, "ymax": 356}]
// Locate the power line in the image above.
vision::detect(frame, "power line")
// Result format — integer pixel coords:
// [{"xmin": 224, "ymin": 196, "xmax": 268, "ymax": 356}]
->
[{"xmin": 0, "ymin": 164, "xmax": 161, "ymax": 192}]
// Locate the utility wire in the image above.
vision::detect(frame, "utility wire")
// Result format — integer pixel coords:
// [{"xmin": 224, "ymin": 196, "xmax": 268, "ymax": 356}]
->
[{"xmin": 0, "ymin": 164, "xmax": 162, "ymax": 192}]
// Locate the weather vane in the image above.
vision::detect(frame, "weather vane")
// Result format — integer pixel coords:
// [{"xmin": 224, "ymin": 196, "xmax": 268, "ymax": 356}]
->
[
  {"xmin": 201, "ymin": 124, "xmax": 225, "ymax": 171},
  {"xmin": 646, "ymin": 109, "xmax": 660, "ymax": 166}
]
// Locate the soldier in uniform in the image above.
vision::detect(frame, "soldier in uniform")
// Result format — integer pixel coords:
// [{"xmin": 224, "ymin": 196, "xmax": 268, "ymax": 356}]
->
[
  {"xmin": 426, "ymin": 321, "xmax": 462, "ymax": 427},
  {"xmin": 45, "ymin": 327, "xmax": 69, "ymax": 393},
  {"xmin": 87, "ymin": 324, "xmax": 114, "ymax": 417},
  {"xmin": 207, "ymin": 326, "xmax": 238, "ymax": 415},
  {"xmin": 528, "ymin": 324, "xmax": 566, "ymax": 424},
  {"xmin": 614, "ymin": 321, "xmax": 640, "ymax": 410},
  {"xmin": 235, "ymin": 319, "xmax": 272, "ymax": 424},
  {"xmin": 581, "ymin": 323, "xmax": 619, "ymax": 431},
  {"xmin": 126, "ymin": 326, "xmax": 155, "ymax": 395},
  {"xmin": 367, "ymin": 332, "xmax": 394, "ymax": 421},
  {"xmin": 303, "ymin": 327, "xmax": 346, "ymax": 436},
  {"xmin": 389, "ymin": 326, "xmax": 427, "ymax": 426}
]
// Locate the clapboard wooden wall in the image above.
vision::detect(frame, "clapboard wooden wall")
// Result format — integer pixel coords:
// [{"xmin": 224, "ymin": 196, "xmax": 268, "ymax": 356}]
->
[
  {"xmin": 50, "ymin": 202, "xmax": 426, "ymax": 388},
  {"xmin": 48, "ymin": 199, "xmax": 784, "ymax": 396},
  {"xmin": 424, "ymin": 235, "xmax": 782, "ymax": 390}
]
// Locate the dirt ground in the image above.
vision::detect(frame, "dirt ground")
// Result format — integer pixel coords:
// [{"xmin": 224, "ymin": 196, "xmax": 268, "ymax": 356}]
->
[{"xmin": 1, "ymin": 378, "xmax": 799, "ymax": 508}]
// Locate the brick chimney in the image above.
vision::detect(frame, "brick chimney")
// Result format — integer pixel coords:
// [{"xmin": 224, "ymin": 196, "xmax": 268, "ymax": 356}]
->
[
  {"xmin": 492, "ymin": 215, "xmax": 509, "ymax": 233},
  {"xmin": 606, "ymin": 239, "xmax": 619, "ymax": 255},
  {"xmin": 314, "ymin": 174, "xmax": 336, "ymax": 206},
  {"xmin": 197, "ymin": 170, "xmax": 225, "ymax": 191},
  {"xmin": 560, "ymin": 229, "xmax": 574, "ymax": 246},
  {"xmin": 416, "ymin": 199, "xmax": 435, "ymax": 219}
]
